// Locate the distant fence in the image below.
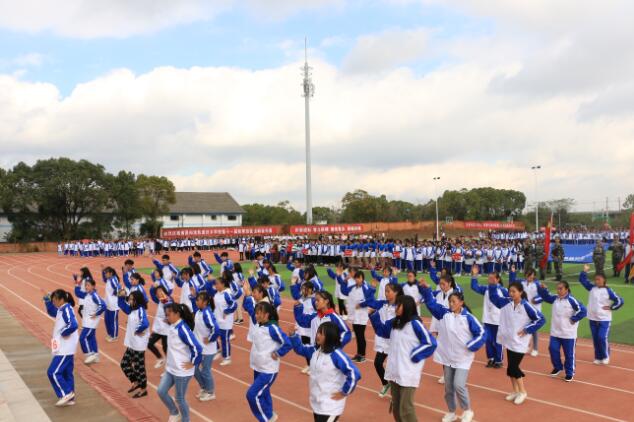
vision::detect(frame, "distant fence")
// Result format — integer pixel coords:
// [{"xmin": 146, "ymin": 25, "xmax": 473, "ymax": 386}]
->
[{"xmin": 0, "ymin": 242, "xmax": 58, "ymax": 254}]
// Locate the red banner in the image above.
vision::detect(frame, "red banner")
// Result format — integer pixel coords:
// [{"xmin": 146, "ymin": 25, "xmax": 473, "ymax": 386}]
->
[
  {"xmin": 463, "ymin": 221, "xmax": 524, "ymax": 230},
  {"xmin": 289, "ymin": 224, "xmax": 366, "ymax": 235},
  {"xmin": 616, "ymin": 213, "xmax": 634, "ymax": 273},
  {"xmin": 161, "ymin": 226, "xmax": 281, "ymax": 239},
  {"xmin": 540, "ymin": 216, "xmax": 553, "ymax": 269}
]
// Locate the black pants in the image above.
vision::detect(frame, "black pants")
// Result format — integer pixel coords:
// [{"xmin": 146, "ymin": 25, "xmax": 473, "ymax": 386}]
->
[
  {"xmin": 337, "ymin": 299, "xmax": 347, "ymax": 316},
  {"xmin": 374, "ymin": 351, "xmax": 388, "ymax": 385},
  {"xmin": 352, "ymin": 324, "xmax": 366, "ymax": 357},
  {"xmin": 507, "ymin": 349, "xmax": 525, "ymax": 378},
  {"xmin": 301, "ymin": 335, "xmax": 311, "ymax": 366},
  {"xmin": 314, "ymin": 414, "xmax": 339, "ymax": 422},
  {"xmin": 147, "ymin": 333, "xmax": 167, "ymax": 359},
  {"xmin": 121, "ymin": 348, "xmax": 147, "ymax": 388},
  {"xmin": 78, "ymin": 305, "xmax": 84, "ymax": 319}
]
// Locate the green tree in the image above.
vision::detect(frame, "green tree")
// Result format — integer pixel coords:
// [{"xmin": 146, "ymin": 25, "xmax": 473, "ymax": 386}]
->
[
  {"xmin": 136, "ymin": 175, "xmax": 176, "ymax": 237},
  {"xmin": 242, "ymin": 202, "xmax": 304, "ymax": 225},
  {"xmin": 109, "ymin": 171, "xmax": 142, "ymax": 237},
  {"xmin": 623, "ymin": 194, "xmax": 634, "ymax": 210},
  {"xmin": 311, "ymin": 206, "xmax": 340, "ymax": 223},
  {"xmin": 340, "ymin": 189, "xmax": 390, "ymax": 223}
]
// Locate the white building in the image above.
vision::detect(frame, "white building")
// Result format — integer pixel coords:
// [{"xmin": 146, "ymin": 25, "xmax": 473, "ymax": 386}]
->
[{"xmin": 159, "ymin": 192, "xmax": 245, "ymax": 229}]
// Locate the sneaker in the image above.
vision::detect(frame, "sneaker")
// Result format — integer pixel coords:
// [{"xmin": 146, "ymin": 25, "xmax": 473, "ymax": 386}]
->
[
  {"xmin": 593, "ymin": 359, "xmax": 601, "ymax": 365},
  {"xmin": 437, "ymin": 376, "xmax": 445, "ymax": 384},
  {"xmin": 154, "ymin": 358, "xmax": 165, "ymax": 369},
  {"xmin": 514, "ymin": 392, "xmax": 528, "ymax": 405},
  {"xmin": 220, "ymin": 358, "xmax": 232, "ymax": 366},
  {"xmin": 505, "ymin": 392, "xmax": 518, "ymax": 401},
  {"xmin": 213, "ymin": 354, "xmax": 220, "ymax": 361},
  {"xmin": 195, "ymin": 390, "xmax": 204, "ymax": 399},
  {"xmin": 230, "ymin": 334, "xmax": 236, "ymax": 340},
  {"xmin": 234, "ymin": 319, "xmax": 243, "ymax": 325},
  {"xmin": 530, "ymin": 350, "xmax": 539, "ymax": 357},
  {"xmin": 564, "ymin": 375, "xmax": 574, "ymax": 382},
  {"xmin": 55, "ymin": 392, "xmax": 75, "ymax": 407},
  {"xmin": 493, "ymin": 362, "xmax": 503, "ymax": 369},
  {"xmin": 199, "ymin": 392, "xmax": 216, "ymax": 401},
  {"xmin": 84, "ymin": 353, "xmax": 98, "ymax": 364},
  {"xmin": 357, "ymin": 356, "xmax": 366, "ymax": 363},
  {"xmin": 486, "ymin": 360, "xmax": 494, "ymax": 368},
  {"xmin": 550, "ymin": 369, "xmax": 561, "ymax": 377},
  {"xmin": 441, "ymin": 412, "xmax": 457, "ymax": 422},
  {"xmin": 301, "ymin": 366, "xmax": 310, "ymax": 374},
  {"xmin": 342, "ymin": 315, "xmax": 348, "ymax": 321},
  {"xmin": 378, "ymin": 384, "xmax": 390, "ymax": 398},
  {"xmin": 167, "ymin": 414, "xmax": 181, "ymax": 422},
  {"xmin": 105, "ymin": 336, "xmax": 113, "ymax": 342},
  {"xmin": 269, "ymin": 413, "xmax": 278, "ymax": 422},
  {"xmin": 461, "ymin": 410, "xmax": 474, "ymax": 422},
  {"xmin": 602, "ymin": 358, "xmax": 610, "ymax": 365}
]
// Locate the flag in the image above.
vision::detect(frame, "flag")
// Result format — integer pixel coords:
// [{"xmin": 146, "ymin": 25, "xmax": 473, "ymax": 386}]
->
[
  {"xmin": 616, "ymin": 212, "xmax": 634, "ymax": 273},
  {"xmin": 540, "ymin": 214, "xmax": 553, "ymax": 269}
]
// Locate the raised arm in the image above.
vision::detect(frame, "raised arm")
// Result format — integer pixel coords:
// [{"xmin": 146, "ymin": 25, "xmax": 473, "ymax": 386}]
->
[
  {"xmin": 487, "ymin": 284, "xmax": 510, "ymax": 309},
  {"xmin": 289, "ymin": 334, "xmax": 316, "ymax": 360},
  {"xmin": 536, "ymin": 283, "xmax": 557, "ymax": 304},
  {"xmin": 420, "ymin": 285, "xmax": 450, "ymax": 320}
]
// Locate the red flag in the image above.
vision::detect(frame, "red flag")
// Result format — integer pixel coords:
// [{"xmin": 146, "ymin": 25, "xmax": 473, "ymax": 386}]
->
[
  {"xmin": 616, "ymin": 212, "xmax": 634, "ymax": 273},
  {"xmin": 540, "ymin": 215, "xmax": 553, "ymax": 269}
]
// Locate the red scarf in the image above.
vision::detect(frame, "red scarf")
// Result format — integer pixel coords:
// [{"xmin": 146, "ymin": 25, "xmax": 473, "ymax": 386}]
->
[{"xmin": 317, "ymin": 308, "xmax": 335, "ymax": 319}]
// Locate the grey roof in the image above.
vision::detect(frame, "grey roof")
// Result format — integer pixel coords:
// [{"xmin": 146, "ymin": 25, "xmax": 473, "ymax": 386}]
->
[{"xmin": 168, "ymin": 192, "xmax": 245, "ymax": 215}]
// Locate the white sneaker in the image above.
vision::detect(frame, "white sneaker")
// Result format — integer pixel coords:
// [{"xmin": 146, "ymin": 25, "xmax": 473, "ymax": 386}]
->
[
  {"xmin": 199, "ymin": 392, "xmax": 216, "ymax": 402},
  {"xmin": 269, "ymin": 413, "xmax": 278, "ymax": 422},
  {"xmin": 219, "ymin": 358, "xmax": 232, "ymax": 366},
  {"xmin": 230, "ymin": 334, "xmax": 236, "ymax": 340},
  {"xmin": 514, "ymin": 392, "xmax": 528, "ymax": 405},
  {"xmin": 301, "ymin": 365, "xmax": 310, "ymax": 374},
  {"xmin": 602, "ymin": 358, "xmax": 610, "ymax": 365},
  {"xmin": 195, "ymin": 390, "xmax": 204, "ymax": 399},
  {"xmin": 213, "ymin": 354, "xmax": 220, "ymax": 361},
  {"xmin": 593, "ymin": 359, "xmax": 601, "ymax": 365},
  {"xmin": 105, "ymin": 336, "xmax": 118, "ymax": 343},
  {"xmin": 438, "ymin": 376, "xmax": 445, "ymax": 384},
  {"xmin": 342, "ymin": 315, "xmax": 348, "ymax": 321},
  {"xmin": 167, "ymin": 414, "xmax": 181, "ymax": 422},
  {"xmin": 530, "ymin": 350, "xmax": 539, "ymax": 357},
  {"xmin": 154, "ymin": 358, "xmax": 165, "ymax": 369},
  {"xmin": 442, "ymin": 412, "xmax": 457, "ymax": 422},
  {"xmin": 461, "ymin": 410, "xmax": 474, "ymax": 422},
  {"xmin": 505, "ymin": 392, "xmax": 518, "ymax": 401},
  {"xmin": 55, "ymin": 392, "xmax": 75, "ymax": 406},
  {"xmin": 84, "ymin": 354, "xmax": 98, "ymax": 364}
]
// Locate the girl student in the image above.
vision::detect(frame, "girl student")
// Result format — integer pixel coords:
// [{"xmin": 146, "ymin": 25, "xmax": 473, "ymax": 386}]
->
[
  {"xmin": 303, "ymin": 264, "xmax": 324, "ymax": 292},
  {"xmin": 205, "ymin": 274, "xmax": 238, "ymax": 366},
  {"xmin": 44, "ymin": 289, "xmax": 79, "ymax": 406},
  {"xmin": 157, "ymin": 303, "xmax": 203, "ymax": 422},
  {"xmin": 369, "ymin": 265, "xmax": 399, "ymax": 301},
  {"xmin": 400, "ymin": 270, "xmax": 424, "ymax": 316},
  {"xmin": 362, "ymin": 283, "xmax": 403, "ymax": 398},
  {"xmin": 537, "ymin": 280, "xmax": 587, "ymax": 382},
  {"xmin": 149, "ymin": 282, "xmax": 173, "ymax": 369},
  {"xmin": 288, "ymin": 322, "xmax": 362, "ymax": 422},
  {"xmin": 368, "ymin": 295, "xmax": 437, "ymax": 422},
  {"xmin": 335, "ymin": 269, "xmax": 376, "ymax": 363},
  {"xmin": 326, "ymin": 263, "xmax": 348, "ymax": 320},
  {"xmin": 293, "ymin": 290, "xmax": 352, "ymax": 349},
  {"xmin": 73, "ymin": 277, "xmax": 105, "ymax": 364},
  {"xmin": 101, "ymin": 266, "xmax": 122, "ymax": 342},
  {"xmin": 246, "ymin": 301, "xmax": 292, "ymax": 422},
  {"xmin": 117, "ymin": 289, "xmax": 150, "ymax": 398},
  {"xmin": 191, "ymin": 291, "xmax": 220, "ymax": 401},
  {"xmin": 243, "ymin": 281, "xmax": 271, "ymax": 342},
  {"xmin": 175, "ymin": 267, "xmax": 202, "ymax": 312},
  {"xmin": 73, "ymin": 266, "xmax": 93, "ymax": 318},
  {"xmin": 470, "ymin": 265, "xmax": 507, "ymax": 368},
  {"xmin": 291, "ymin": 278, "xmax": 317, "ymax": 373},
  {"xmin": 510, "ymin": 266, "xmax": 543, "ymax": 357},
  {"xmin": 248, "ymin": 272, "xmax": 282, "ymax": 310},
  {"xmin": 419, "ymin": 281, "xmax": 485, "ymax": 422},
  {"xmin": 126, "ymin": 272, "xmax": 148, "ymax": 303},
  {"xmin": 487, "ymin": 279, "xmax": 546, "ymax": 405},
  {"xmin": 578, "ymin": 264, "xmax": 624, "ymax": 364},
  {"xmin": 233, "ymin": 262, "xmax": 246, "ymax": 324}
]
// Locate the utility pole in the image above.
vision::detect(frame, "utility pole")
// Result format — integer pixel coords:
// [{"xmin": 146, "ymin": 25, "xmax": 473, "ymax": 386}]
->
[
  {"xmin": 433, "ymin": 177, "xmax": 441, "ymax": 240},
  {"xmin": 302, "ymin": 38, "xmax": 315, "ymax": 224},
  {"xmin": 531, "ymin": 165, "xmax": 541, "ymax": 231}
]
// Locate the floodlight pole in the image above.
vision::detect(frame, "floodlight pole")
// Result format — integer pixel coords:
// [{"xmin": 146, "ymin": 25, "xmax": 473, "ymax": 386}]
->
[
  {"xmin": 433, "ymin": 177, "xmax": 441, "ymax": 240},
  {"xmin": 302, "ymin": 38, "xmax": 315, "ymax": 224},
  {"xmin": 531, "ymin": 165, "xmax": 541, "ymax": 231}
]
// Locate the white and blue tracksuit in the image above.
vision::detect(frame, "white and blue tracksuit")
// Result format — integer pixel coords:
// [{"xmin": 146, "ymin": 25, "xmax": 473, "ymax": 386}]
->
[
  {"xmin": 189, "ymin": 256, "xmax": 213, "ymax": 277},
  {"xmin": 152, "ymin": 259, "xmax": 179, "ymax": 290},
  {"xmin": 369, "ymin": 270, "xmax": 399, "ymax": 301},
  {"xmin": 207, "ymin": 284, "xmax": 238, "ymax": 359},
  {"xmin": 247, "ymin": 322, "xmax": 292, "ymax": 422},
  {"xmin": 510, "ymin": 270, "xmax": 543, "ymax": 350},
  {"xmin": 289, "ymin": 335, "xmax": 361, "ymax": 418},
  {"xmin": 248, "ymin": 276, "xmax": 282, "ymax": 309},
  {"xmin": 73, "ymin": 287, "xmax": 105, "ymax": 355},
  {"xmin": 293, "ymin": 305, "xmax": 352, "ymax": 348},
  {"xmin": 471, "ymin": 277, "xmax": 507, "ymax": 364},
  {"xmin": 102, "ymin": 271, "xmax": 121, "ymax": 339},
  {"xmin": 193, "ymin": 304, "xmax": 220, "ymax": 394},
  {"xmin": 45, "ymin": 301, "xmax": 79, "ymax": 398},
  {"xmin": 213, "ymin": 253, "xmax": 234, "ymax": 273},
  {"xmin": 537, "ymin": 284, "xmax": 587, "ymax": 377},
  {"xmin": 579, "ymin": 271, "xmax": 624, "ymax": 360}
]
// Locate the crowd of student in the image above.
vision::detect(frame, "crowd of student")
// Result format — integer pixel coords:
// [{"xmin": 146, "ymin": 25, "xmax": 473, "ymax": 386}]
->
[{"xmin": 44, "ymin": 246, "xmax": 625, "ymax": 422}]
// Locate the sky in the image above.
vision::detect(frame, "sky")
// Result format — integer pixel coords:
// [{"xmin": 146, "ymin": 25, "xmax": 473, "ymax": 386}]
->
[{"xmin": 0, "ymin": 0, "xmax": 633, "ymax": 213}]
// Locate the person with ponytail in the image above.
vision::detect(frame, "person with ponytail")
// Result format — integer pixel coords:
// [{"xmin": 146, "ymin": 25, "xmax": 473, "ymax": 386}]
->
[
  {"xmin": 157, "ymin": 303, "xmax": 203, "ymax": 422},
  {"xmin": 73, "ymin": 277, "xmax": 105, "ymax": 364},
  {"xmin": 243, "ymin": 281, "xmax": 270, "ymax": 342},
  {"xmin": 117, "ymin": 290, "xmax": 150, "ymax": 398},
  {"xmin": 290, "ymin": 278, "xmax": 316, "ymax": 373},
  {"xmin": 126, "ymin": 272, "xmax": 148, "ymax": 304},
  {"xmin": 44, "ymin": 289, "xmax": 79, "ymax": 406},
  {"xmin": 149, "ymin": 282, "xmax": 173, "ymax": 369},
  {"xmin": 510, "ymin": 266, "xmax": 543, "ymax": 357},
  {"xmin": 191, "ymin": 291, "xmax": 220, "ymax": 402},
  {"xmin": 205, "ymin": 275, "xmax": 237, "ymax": 366},
  {"xmin": 246, "ymin": 301, "xmax": 292, "ymax": 422},
  {"xmin": 488, "ymin": 279, "xmax": 546, "ymax": 405},
  {"xmin": 100, "ymin": 265, "xmax": 122, "ymax": 342},
  {"xmin": 73, "ymin": 267, "xmax": 93, "ymax": 319},
  {"xmin": 294, "ymin": 290, "xmax": 351, "ymax": 349}
]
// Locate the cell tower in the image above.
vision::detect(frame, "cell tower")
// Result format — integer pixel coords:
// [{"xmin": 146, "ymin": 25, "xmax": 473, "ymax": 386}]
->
[{"xmin": 302, "ymin": 37, "xmax": 314, "ymax": 224}]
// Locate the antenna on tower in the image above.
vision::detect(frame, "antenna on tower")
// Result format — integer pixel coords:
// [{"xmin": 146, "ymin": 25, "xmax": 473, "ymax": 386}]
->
[{"xmin": 302, "ymin": 37, "xmax": 314, "ymax": 224}]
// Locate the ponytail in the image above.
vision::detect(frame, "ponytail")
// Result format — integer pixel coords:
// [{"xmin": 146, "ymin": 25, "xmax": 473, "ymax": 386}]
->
[
  {"xmin": 51, "ymin": 289, "xmax": 75, "ymax": 307},
  {"xmin": 164, "ymin": 303, "xmax": 195, "ymax": 330}
]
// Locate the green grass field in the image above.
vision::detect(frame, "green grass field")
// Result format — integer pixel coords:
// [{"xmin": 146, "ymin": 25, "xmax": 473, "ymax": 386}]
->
[{"xmin": 139, "ymin": 254, "xmax": 633, "ymax": 345}]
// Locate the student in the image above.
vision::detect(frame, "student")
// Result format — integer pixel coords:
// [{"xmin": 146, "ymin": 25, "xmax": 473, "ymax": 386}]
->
[
  {"xmin": 369, "ymin": 265, "xmax": 398, "ymax": 301},
  {"xmin": 288, "ymin": 322, "xmax": 362, "ymax": 422},
  {"xmin": 488, "ymin": 280, "xmax": 546, "ymax": 405},
  {"xmin": 470, "ymin": 266, "xmax": 506, "ymax": 368},
  {"xmin": 101, "ymin": 266, "xmax": 121, "ymax": 342},
  {"xmin": 293, "ymin": 290, "xmax": 352, "ymax": 349},
  {"xmin": 248, "ymin": 272, "xmax": 282, "ymax": 310},
  {"xmin": 125, "ymin": 272, "xmax": 148, "ymax": 302},
  {"xmin": 122, "ymin": 259, "xmax": 138, "ymax": 289},
  {"xmin": 303, "ymin": 265, "xmax": 324, "ymax": 292},
  {"xmin": 243, "ymin": 281, "xmax": 271, "ymax": 342},
  {"xmin": 176, "ymin": 267, "xmax": 201, "ymax": 312},
  {"xmin": 336, "ymin": 270, "xmax": 375, "ymax": 362},
  {"xmin": 189, "ymin": 251, "xmax": 213, "ymax": 277},
  {"xmin": 73, "ymin": 267, "xmax": 93, "ymax": 318},
  {"xmin": 420, "ymin": 282, "xmax": 484, "ymax": 422},
  {"xmin": 191, "ymin": 291, "xmax": 220, "ymax": 402},
  {"xmin": 510, "ymin": 266, "xmax": 543, "ymax": 357},
  {"xmin": 214, "ymin": 251, "xmax": 234, "ymax": 273},
  {"xmin": 400, "ymin": 270, "xmax": 424, "ymax": 316},
  {"xmin": 537, "ymin": 280, "xmax": 587, "ymax": 381},
  {"xmin": 149, "ymin": 283, "xmax": 173, "ymax": 369},
  {"xmin": 291, "ymin": 279, "xmax": 317, "ymax": 373},
  {"xmin": 157, "ymin": 303, "xmax": 203, "ymax": 422},
  {"xmin": 368, "ymin": 295, "xmax": 437, "ymax": 422},
  {"xmin": 326, "ymin": 264, "xmax": 348, "ymax": 319},
  {"xmin": 73, "ymin": 278, "xmax": 105, "ymax": 364},
  {"xmin": 233, "ymin": 263, "xmax": 246, "ymax": 324},
  {"xmin": 206, "ymin": 276, "xmax": 238, "ymax": 366},
  {"xmin": 117, "ymin": 290, "xmax": 150, "ymax": 398},
  {"xmin": 44, "ymin": 289, "xmax": 79, "ymax": 406},
  {"xmin": 578, "ymin": 265, "xmax": 624, "ymax": 364},
  {"xmin": 363, "ymin": 283, "xmax": 403, "ymax": 398},
  {"xmin": 246, "ymin": 302, "xmax": 292, "ymax": 422},
  {"xmin": 152, "ymin": 254, "xmax": 179, "ymax": 291}
]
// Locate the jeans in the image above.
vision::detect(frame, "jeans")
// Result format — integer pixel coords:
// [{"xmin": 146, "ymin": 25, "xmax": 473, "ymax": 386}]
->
[
  {"xmin": 157, "ymin": 371, "xmax": 193, "ymax": 422},
  {"xmin": 194, "ymin": 353, "xmax": 216, "ymax": 393},
  {"xmin": 443, "ymin": 366, "xmax": 470, "ymax": 412}
]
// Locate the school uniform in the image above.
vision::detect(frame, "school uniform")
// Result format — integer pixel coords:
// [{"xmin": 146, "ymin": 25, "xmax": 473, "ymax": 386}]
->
[
  {"xmin": 471, "ymin": 278, "xmax": 507, "ymax": 365},
  {"xmin": 118, "ymin": 297, "xmax": 150, "ymax": 390},
  {"xmin": 212, "ymin": 287, "xmax": 238, "ymax": 360},
  {"xmin": 45, "ymin": 301, "xmax": 79, "ymax": 399},
  {"xmin": 337, "ymin": 278, "xmax": 375, "ymax": 358},
  {"xmin": 73, "ymin": 287, "xmax": 105, "ymax": 356},
  {"xmin": 102, "ymin": 272, "xmax": 121, "ymax": 339},
  {"xmin": 363, "ymin": 298, "xmax": 396, "ymax": 387},
  {"xmin": 294, "ymin": 306, "xmax": 352, "ymax": 348},
  {"xmin": 370, "ymin": 270, "xmax": 398, "ymax": 301},
  {"xmin": 148, "ymin": 284, "xmax": 173, "ymax": 360},
  {"xmin": 193, "ymin": 305, "xmax": 220, "ymax": 395}
]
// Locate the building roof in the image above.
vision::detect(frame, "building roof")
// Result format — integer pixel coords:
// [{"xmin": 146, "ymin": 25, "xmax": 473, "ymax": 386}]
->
[{"xmin": 168, "ymin": 192, "xmax": 245, "ymax": 215}]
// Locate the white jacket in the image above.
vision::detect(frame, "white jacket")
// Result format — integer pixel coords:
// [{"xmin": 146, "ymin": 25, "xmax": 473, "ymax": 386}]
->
[
  {"xmin": 46, "ymin": 302, "xmax": 79, "ymax": 356},
  {"xmin": 194, "ymin": 307, "xmax": 219, "ymax": 355},
  {"xmin": 122, "ymin": 304, "xmax": 150, "ymax": 352},
  {"xmin": 249, "ymin": 323, "xmax": 291, "ymax": 374},
  {"xmin": 537, "ymin": 286, "xmax": 587, "ymax": 339},
  {"xmin": 471, "ymin": 278, "xmax": 507, "ymax": 325},
  {"xmin": 579, "ymin": 272, "xmax": 624, "ymax": 322},
  {"xmin": 165, "ymin": 320, "xmax": 203, "ymax": 377}
]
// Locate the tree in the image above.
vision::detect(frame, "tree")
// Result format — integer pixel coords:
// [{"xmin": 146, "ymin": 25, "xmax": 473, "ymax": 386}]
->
[
  {"xmin": 311, "ymin": 206, "xmax": 340, "ymax": 224},
  {"xmin": 340, "ymin": 190, "xmax": 390, "ymax": 223},
  {"xmin": 109, "ymin": 171, "xmax": 142, "ymax": 237},
  {"xmin": 623, "ymin": 194, "xmax": 634, "ymax": 210},
  {"xmin": 136, "ymin": 175, "xmax": 176, "ymax": 237},
  {"xmin": 242, "ymin": 202, "xmax": 304, "ymax": 225}
]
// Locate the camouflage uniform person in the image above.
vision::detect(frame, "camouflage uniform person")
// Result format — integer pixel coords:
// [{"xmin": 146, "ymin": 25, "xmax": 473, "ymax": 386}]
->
[
  {"xmin": 535, "ymin": 241, "xmax": 546, "ymax": 280},
  {"xmin": 609, "ymin": 238, "xmax": 625, "ymax": 277},
  {"xmin": 593, "ymin": 240, "xmax": 606, "ymax": 276},
  {"xmin": 551, "ymin": 237, "xmax": 565, "ymax": 281},
  {"xmin": 523, "ymin": 241, "xmax": 534, "ymax": 272}
]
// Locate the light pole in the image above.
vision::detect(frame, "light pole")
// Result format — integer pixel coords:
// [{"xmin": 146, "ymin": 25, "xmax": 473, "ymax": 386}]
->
[
  {"xmin": 531, "ymin": 165, "xmax": 541, "ymax": 232},
  {"xmin": 302, "ymin": 38, "xmax": 315, "ymax": 224},
  {"xmin": 433, "ymin": 177, "xmax": 441, "ymax": 240}
]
